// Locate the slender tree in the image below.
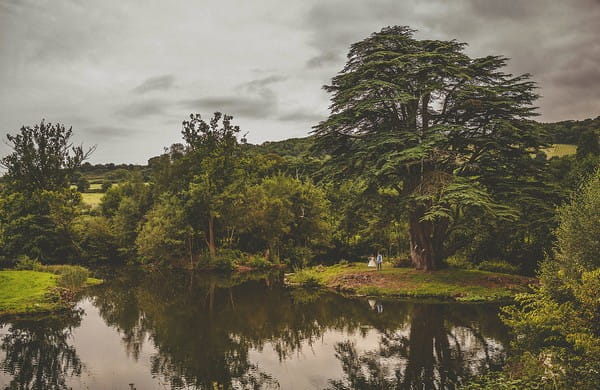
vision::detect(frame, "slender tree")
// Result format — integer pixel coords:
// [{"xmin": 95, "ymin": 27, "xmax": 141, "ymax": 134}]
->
[
  {"xmin": 182, "ymin": 112, "xmax": 245, "ymax": 257},
  {"xmin": 1, "ymin": 120, "xmax": 94, "ymax": 193},
  {"xmin": 313, "ymin": 26, "xmax": 541, "ymax": 270}
]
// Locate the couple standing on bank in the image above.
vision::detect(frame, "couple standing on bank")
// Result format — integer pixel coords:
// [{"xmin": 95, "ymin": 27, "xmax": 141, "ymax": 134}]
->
[{"xmin": 368, "ymin": 253, "xmax": 383, "ymax": 270}]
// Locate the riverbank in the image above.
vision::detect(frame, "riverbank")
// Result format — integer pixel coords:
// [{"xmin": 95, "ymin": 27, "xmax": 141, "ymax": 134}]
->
[
  {"xmin": 286, "ymin": 263, "xmax": 536, "ymax": 302},
  {"xmin": 0, "ymin": 270, "xmax": 102, "ymax": 316}
]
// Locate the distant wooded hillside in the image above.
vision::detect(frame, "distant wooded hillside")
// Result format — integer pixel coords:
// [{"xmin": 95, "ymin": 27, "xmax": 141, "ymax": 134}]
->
[
  {"xmin": 541, "ymin": 116, "xmax": 600, "ymax": 144},
  {"xmin": 71, "ymin": 116, "xmax": 598, "ymax": 181}
]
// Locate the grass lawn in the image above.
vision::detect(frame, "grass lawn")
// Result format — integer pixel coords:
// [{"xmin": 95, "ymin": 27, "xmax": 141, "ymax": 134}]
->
[
  {"xmin": 287, "ymin": 263, "xmax": 536, "ymax": 302},
  {"xmin": 544, "ymin": 143, "xmax": 577, "ymax": 158},
  {"xmin": 81, "ymin": 192, "xmax": 104, "ymax": 207},
  {"xmin": 88, "ymin": 183, "xmax": 103, "ymax": 190},
  {"xmin": 0, "ymin": 270, "xmax": 102, "ymax": 316}
]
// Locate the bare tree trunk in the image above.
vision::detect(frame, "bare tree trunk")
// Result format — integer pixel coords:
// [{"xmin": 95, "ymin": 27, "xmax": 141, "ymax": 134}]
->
[
  {"xmin": 208, "ymin": 216, "xmax": 216, "ymax": 258},
  {"xmin": 408, "ymin": 206, "xmax": 445, "ymax": 271},
  {"xmin": 188, "ymin": 236, "xmax": 194, "ymax": 269}
]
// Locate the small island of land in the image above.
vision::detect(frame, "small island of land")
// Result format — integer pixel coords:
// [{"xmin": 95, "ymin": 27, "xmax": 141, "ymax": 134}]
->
[{"xmin": 287, "ymin": 263, "xmax": 535, "ymax": 302}]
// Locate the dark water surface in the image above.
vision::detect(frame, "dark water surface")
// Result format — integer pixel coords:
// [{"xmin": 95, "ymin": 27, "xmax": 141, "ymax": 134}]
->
[{"xmin": 0, "ymin": 269, "xmax": 509, "ymax": 389}]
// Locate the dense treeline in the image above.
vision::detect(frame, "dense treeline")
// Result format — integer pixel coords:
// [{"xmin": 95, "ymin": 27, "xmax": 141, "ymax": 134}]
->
[
  {"xmin": 541, "ymin": 115, "xmax": 600, "ymax": 144},
  {"xmin": 1, "ymin": 27, "xmax": 598, "ymax": 276}
]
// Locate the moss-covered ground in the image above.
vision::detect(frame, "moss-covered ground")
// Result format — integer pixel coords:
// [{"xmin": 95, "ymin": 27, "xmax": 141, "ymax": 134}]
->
[
  {"xmin": 0, "ymin": 270, "xmax": 102, "ymax": 316},
  {"xmin": 286, "ymin": 263, "xmax": 536, "ymax": 302}
]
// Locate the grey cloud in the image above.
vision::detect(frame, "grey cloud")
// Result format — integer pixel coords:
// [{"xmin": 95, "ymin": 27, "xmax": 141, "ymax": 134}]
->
[
  {"xmin": 84, "ymin": 125, "xmax": 143, "ymax": 139},
  {"xmin": 178, "ymin": 75, "xmax": 286, "ymax": 119},
  {"xmin": 467, "ymin": 0, "xmax": 538, "ymax": 20},
  {"xmin": 306, "ymin": 51, "xmax": 342, "ymax": 68},
  {"xmin": 178, "ymin": 96, "xmax": 272, "ymax": 118},
  {"xmin": 132, "ymin": 75, "xmax": 175, "ymax": 94},
  {"xmin": 278, "ymin": 110, "xmax": 324, "ymax": 123},
  {"xmin": 0, "ymin": 1, "xmax": 124, "ymax": 65},
  {"xmin": 301, "ymin": 0, "xmax": 600, "ymax": 121},
  {"xmin": 115, "ymin": 100, "xmax": 168, "ymax": 119},
  {"xmin": 240, "ymin": 75, "xmax": 286, "ymax": 90}
]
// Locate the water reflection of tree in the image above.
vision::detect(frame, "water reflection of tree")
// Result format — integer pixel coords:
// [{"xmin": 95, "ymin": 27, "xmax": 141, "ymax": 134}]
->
[
  {"xmin": 0, "ymin": 310, "xmax": 83, "ymax": 390},
  {"xmin": 87, "ymin": 270, "xmax": 508, "ymax": 389},
  {"xmin": 327, "ymin": 304, "xmax": 507, "ymax": 390}
]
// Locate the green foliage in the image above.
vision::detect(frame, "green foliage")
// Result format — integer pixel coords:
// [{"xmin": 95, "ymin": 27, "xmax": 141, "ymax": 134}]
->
[
  {"xmin": 541, "ymin": 115, "xmax": 600, "ymax": 144},
  {"xmin": 445, "ymin": 253, "xmax": 473, "ymax": 270},
  {"xmin": 289, "ymin": 270, "xmax": 322, "ymax": 288},
  {"xmin": 96, "ymin": 172, "xmax": 152, "ymax": 260},
  {"xmin": 461, "ymin": 370, "xmax": 551, "ymax": 390},
  {"xmin": 76, "ymin": 177, "xmax": 90, "ymax": 192},
  {"xmin": 1, "ymin": 120, "xmax": 93, "ymax": 193},
  {"xmin": 313, "ymin": 26, "xmax": 542, "ymax": 270},
  {"xmin": 55, "ymin": 265, "xmax": 90, "ymax": 289},
  {"xmin": 101, "ymin": 181, "xmax": 112, "ymax": 192},
  {"xmin": 576, "ymin": 129, "xmax": 600, "ymax": 159},
  {"xmin": 477, "ymin": 260, "xmax": 519, "ymax": 275},
  {"xmin": 0, "ymin": 189, "xmax": 82, "ymax": 264},
  {"xmin": 72, "ymin": 215, "xmax": 120, "ymax": 263},
  {"xmin": 13, "ymin": 255, "xmax": 41, "ymax": 270},
  {"xmin": 237, "ymin": 175, "xmax": 331, "ymax": 265},
  {"xmin": 245, "ymin": 255, "xmax": 272, "ymax": 270},
  {"xmin": 136, "ymin": 194, "xmax": 193, "ymax": 265},
  {"xmin": 499, "ymin": 166, "xmax": 600, "ymax": 389},
  {"xmin": 209, "ymin": 255, "xmax": 236, "ymax": 272}
]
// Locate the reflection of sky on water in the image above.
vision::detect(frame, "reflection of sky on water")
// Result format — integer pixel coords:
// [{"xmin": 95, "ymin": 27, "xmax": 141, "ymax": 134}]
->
[
  {"xmin": 248, "ymin": 327, "xmax": 385, "ymax": 389},
  {"xmin": 0, "ymin": 272, "xmax": 508, "ymax": 389}
]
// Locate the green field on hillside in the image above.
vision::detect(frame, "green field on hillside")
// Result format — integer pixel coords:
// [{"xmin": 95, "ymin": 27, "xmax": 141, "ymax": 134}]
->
[{"xmin": 544, "ymin": 143, "xmax": 577, "ymax": 158}]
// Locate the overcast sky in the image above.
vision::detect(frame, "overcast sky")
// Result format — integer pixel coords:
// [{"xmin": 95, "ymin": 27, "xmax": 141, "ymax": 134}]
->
[{"xmin": 1, "ymin": 0, "xmax": 599, "ymax": 164}]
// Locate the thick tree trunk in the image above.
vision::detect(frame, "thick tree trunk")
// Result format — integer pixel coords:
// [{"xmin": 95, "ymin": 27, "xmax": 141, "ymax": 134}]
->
[
  {"xmin": 208, "ymin": 216, "xmax": 216, "ymax": 258},
  {"xmin": 408, "ymin": 206, "xmax": 445, "ymax": 271}
]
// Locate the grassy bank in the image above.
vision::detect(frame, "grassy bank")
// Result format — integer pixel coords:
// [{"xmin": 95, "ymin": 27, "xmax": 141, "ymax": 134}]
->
[
  {"xmin": 287, "ymin": 263, "xmax": 535, "ymax": 302},
  {"xmin": 0, "ymin": 269, "xmax": 102, "ymax": 316}
]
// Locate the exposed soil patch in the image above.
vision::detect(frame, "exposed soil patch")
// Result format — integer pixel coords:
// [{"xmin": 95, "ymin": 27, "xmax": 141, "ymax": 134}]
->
[
  {"xmin": 475, "ymin": 275, "xmax": 537, "ymax": 289},
  {"xmin": 329, "ymin": 271, "xmax": 415, "ymax": 291}
]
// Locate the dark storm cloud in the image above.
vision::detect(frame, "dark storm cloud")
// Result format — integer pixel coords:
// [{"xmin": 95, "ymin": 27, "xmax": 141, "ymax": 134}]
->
[
  {"xmin": 301, "ymin": 0, "xmax": 600, "ymax": 121},
  {"xmin": 132, "ymin": 75, "xmax": 175, "ymax": 94},
  {"xmin": 115, "ymin": 100, "xmax": 168, "ymax": 119}
]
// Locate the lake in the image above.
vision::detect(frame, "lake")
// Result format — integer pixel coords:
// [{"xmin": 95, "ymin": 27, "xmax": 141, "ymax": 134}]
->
[{"xmin": 0, "ymin": 269, "xmax": 509, "ymax": 389}]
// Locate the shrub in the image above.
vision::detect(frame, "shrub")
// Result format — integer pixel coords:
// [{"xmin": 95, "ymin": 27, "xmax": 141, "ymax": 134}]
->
[
  {"xmin": 338, "ymin": 259, "xmax": 349, "ymax": 266},
  {"xmin": 283, "ymin": 246, "xmax": 313, "ymax": 269},
  {"xmin": 57, "ymin": 265, "xmax": 90, "ymax": 289},
  {"xmin": 217, "ymin": 248, "xmax": 244, "ymax": 261},
  {"xmin": 246, "ymin": 255, "xmax": 272, "ymax": 270},
  {"xmin": 477, "ymin": 260, "xmax": 519, "ymax": 274},
  {"xmin": 291, "ymin": 270, "xmax": 322, "ymax": 288},
  {"xmin": 446, "ymin": 254, "xmax": 474, "ymax": 270},
  {"xmin": 210, "ymin": 256, "xmax": 235, "ymax": 272},
  {"xmin": 14, "ymin": 255, "xmax": 41, "ymax": 270}
]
